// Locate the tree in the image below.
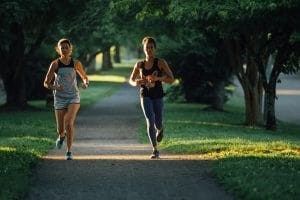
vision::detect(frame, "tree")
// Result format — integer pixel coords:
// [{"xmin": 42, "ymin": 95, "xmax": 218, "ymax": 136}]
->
[
  {"xmin": 167, "ymin": 0, "xmax": 300, "ymax": 129},
  {"xmin": 111, "ymin": 0, "xmax": 233, "ymax": 110},
  {"xmin": 0, "ymin": 0, "xmax": 89, "ymax": 109}
]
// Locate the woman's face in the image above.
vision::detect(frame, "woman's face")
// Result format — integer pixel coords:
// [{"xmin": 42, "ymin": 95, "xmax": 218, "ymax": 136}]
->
[
  {"xmin": 59, "ymin": 42, "xmax": 71, "ymax": 56},
  {"xmin": 143, "ymin": 42, "xmax": 156, "ymax": 58}
]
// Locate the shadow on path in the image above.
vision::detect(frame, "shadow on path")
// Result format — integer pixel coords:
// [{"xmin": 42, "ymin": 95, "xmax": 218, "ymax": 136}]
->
[{"xmin": 27, "ymin": 84, "xmax": 235, "ymax": 200}]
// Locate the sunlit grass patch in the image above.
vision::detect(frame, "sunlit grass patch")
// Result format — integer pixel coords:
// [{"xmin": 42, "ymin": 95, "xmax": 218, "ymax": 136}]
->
[
  {"xmin": 162, "ymin": 138, "xmax": 300, "ymax": 158},
  {"xmin": 213, "ymin": 156, "xmax": 300, "ymax": 200},
  {"xmin": 88, "ymin": 74, "xmax": 127, "ymax": 83},
  {"xmin": 0, "ymin": 146, "xmax": 16, "ymax": 152}
]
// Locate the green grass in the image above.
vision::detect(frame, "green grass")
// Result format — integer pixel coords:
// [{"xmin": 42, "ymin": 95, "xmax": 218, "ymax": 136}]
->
[
  {"xmin": 0, "ymin": 111, "xmax": 55, "ymax": 200},
  {"xmin": 0, "ymin": 63, "xmax": 132, "ymax": 200},
  {"xmin": 139, "ymin": 94, "xmax": 300, "ymax": 200}
]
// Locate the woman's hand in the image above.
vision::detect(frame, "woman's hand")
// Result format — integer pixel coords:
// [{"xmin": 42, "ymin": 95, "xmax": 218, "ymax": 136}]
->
[
  {"xmin": 146, "ymin": 74, "xmax": 161, "ymax": 83},
  {"xmin": 146, "ymin": 75, "xmax": 155, "ymax": 83},
  {"xmin": 136, "ymin": 78, "xmax": 146, "ymax": 86},
  {"xmin": 81, "ymin": 82, "xmax": 89, "ymax": 89}
]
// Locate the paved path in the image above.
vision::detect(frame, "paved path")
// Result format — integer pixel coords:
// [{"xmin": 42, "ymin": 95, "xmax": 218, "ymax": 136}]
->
[
  {"xmin": 275, "ymin": 72, "xmax": 300, "ymax": 125},
  {"xmin": 26, "ymin": 83, "xmax": 234, "ymax": 200}
]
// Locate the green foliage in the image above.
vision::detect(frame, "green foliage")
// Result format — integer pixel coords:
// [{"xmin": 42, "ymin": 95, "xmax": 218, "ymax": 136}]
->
[
  {"xmin": 164, "ymin": 84, "xmax": 186, "ymax": 103},
  {"xmin": 159, "ymin": 33, "xmax": 233, "ymax": 105}
]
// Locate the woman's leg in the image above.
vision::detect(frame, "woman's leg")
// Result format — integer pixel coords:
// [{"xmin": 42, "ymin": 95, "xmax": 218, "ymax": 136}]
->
[
  {"xmin": 55, "ymin": 109, "xmax": 67, "ymax": 138},
  {"xmin": 65, "ymin": 103, "xmax": 80, "ymax": 152},
  {"xmin": 140, "ymin": 97, "xmax": 157, "ymax": 148},
  {"xmin": 153, "ymin": 98, "xmax": 164, "ymax": 142},
  {"xmin": 153, "ymin": 98, "xmax": 163, "ymax": 130}
]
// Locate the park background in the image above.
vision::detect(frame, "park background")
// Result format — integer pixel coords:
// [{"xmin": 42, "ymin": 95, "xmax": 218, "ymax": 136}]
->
[{"xmin": 0, "ymin": 0, "xmax": 300, "ymax": 199}]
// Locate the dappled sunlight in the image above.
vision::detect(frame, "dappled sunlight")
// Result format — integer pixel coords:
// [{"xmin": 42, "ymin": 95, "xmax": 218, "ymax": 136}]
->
[
  {"xmin": 0, "ymin": 146, "xmax": 16, "ymax": 152},
  {"xmin": 43, "ymin": 154, "xmax": 205, "ymax": 160},
  {"xmin": 45, "ymin": 141, "xmax": 206, "ymax": 160},
  {"xmin": 9, "ymin": 136, "xmax": 53, "ymax": 143},
  {"xmin": 88, "ymin": 74, "xmax": 127, "ymax": 83},
  {"xmin": 4, "ymin": 136, "xmax": 53, "ymax": 157},
  {"xmin": 167, "ymin": 119, "xmax": 245, "ymax": 128},
  {"xmin": 276, "ymin": 89, "xmax": 300, "ymax": 95},
  {"xmin": 163, "ymin": 138, "xmax": 300, "ymax": 159}
]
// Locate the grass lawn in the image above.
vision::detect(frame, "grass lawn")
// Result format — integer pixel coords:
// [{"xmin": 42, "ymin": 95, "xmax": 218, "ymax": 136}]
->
[
  {"xmin": 0, "ymin": 62, "xmax": 132, "ymax": 200},
  {"xmin": 140, "ymin": 94, "xmax": 300, "ymax": 200}
]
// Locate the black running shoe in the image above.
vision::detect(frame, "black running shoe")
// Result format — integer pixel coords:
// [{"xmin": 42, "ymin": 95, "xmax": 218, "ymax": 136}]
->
[
  {"xmin": 56, "ymin": 136, "xmax": 65, "ymax": 149},
  {"xmin": 150, "ymin": 150, "xmax": 160, "ymax": 159},
  {"xmin": 156, "ymin": 129, "xmax": 164, "ymax": 142},
  {"xmin": 66, "ymin": 152, "xmax": 73, "ymax": 160}
]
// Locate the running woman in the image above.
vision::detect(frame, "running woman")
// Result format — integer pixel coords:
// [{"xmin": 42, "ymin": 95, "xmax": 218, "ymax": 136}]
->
[
  {"xmin": 129, "ymin": 36, "xmax": 174, "ymax": 159},
  {"xmin": 44, "ymin": 38, "xmax": 89, "ymax": 160}
]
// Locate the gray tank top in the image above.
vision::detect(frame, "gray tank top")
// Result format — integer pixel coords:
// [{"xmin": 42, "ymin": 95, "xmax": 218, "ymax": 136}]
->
[{"xmin": 53, "ymin": 58, "xmax": 79, "ymax": 99}]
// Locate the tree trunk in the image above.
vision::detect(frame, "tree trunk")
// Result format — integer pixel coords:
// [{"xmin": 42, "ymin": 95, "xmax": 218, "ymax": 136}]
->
[
  {"xmin": 263, "ymin": 50, "xmax": 287, "ymax": 130},
  {"xmin": 225, "ymin": 39, "xmax": 262, "ymax": 126},
  {"xmin": 3, "ymin": 70, "xmax": 27, "ymax": 109},
  {"xmin": 3, "ymin": 23, "xmax": 28, "ymax": 109},
  {"xmin": 264, "ymin": 83, "xmax": 277, "ymax": 130},
  {"xmin": 102, "ymin": 47, "xmax": 113, "ymax": 70},
  {"xmin": 113, "ymin": 43, "xmax": 121, "ymax": 63},
  {"xmin": 83, "ymin": 50, "xmax": 102, "ymax": 74},
  {"xmin": 260, "ymin": 44, "xmax": 291, "ymax": 130},
  {"xmin": 243, "ymin": 60, "xmax": 263, "ymax": 126},
  {"xmin": 243, "ymin": 82, "xmax": 262, "ymax": 126}
]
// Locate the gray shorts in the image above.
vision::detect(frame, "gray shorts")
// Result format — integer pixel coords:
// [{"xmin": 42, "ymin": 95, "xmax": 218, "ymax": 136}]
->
[{"xmin": 54, "ymin": 96, "xmax": 80, "ymax": 110}]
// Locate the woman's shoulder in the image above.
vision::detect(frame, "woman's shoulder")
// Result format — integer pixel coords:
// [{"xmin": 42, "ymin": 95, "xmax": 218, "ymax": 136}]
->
[
  {"xmin": 156, "ymin": 58, "xmax": 166, "ymax": 64},
  {"xmin": 135, "ymin": 60, "xmax": 145, "ymax": 68},
  {"xmin": 156, "ymin": 58, "xmax": 168, "ymax": 69},
  {"xmin": 73, "ymin": 59, "xmax": 80, "ymax": 65},
  {"xmin": 50, "ymin": 58, "xmax": 60, "ymax": 67}
]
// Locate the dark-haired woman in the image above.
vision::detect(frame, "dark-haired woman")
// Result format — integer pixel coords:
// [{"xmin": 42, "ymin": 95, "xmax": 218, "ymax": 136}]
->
[{"xmin": 129, "ymin": 36, "xmax": 174, "ymax": 159}]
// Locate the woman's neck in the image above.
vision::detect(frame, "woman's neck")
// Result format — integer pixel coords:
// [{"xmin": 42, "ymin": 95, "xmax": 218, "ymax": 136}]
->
[
  {"xmin": 60, "ymin": 56, "xmax": 71, "ymax": 65},
  {"xmin": 60, "ymin": 55, "xmax": 71, "ymax": 62},
  {"xmin": 145, "ymin": 56, "xmax": 154, "ymax": 62}
]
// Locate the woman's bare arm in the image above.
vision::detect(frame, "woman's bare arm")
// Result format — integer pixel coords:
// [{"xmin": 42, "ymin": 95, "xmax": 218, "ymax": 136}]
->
[
  {"xmin": 129, "ymin": 61, "xmax": 145, "ymax": 86},
  {"xmin": 75, "ymin": 60, "xmax": 89, "ymax": 88},
  {"xmin": 157, "ymin": 59, "xmax": 174, "ymax": 84},
  {"xmin": 44, "ymin": 60, "xmax": 60, "ymax": 90}
]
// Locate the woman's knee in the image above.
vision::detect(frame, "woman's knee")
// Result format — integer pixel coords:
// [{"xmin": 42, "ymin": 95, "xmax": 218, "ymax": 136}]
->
[
  {"xmin": 57, "ymin": 128, "xmax": 65, "ymax": 135},
  {"xmin": 65, "ymin": 120, "xmax": 74, "ymax": 131}
]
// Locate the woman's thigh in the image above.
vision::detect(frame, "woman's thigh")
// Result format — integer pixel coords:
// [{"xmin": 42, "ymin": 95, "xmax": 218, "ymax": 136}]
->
[{"xmin": 66, "ymin": 104, "xmax": 80, "ymax": 124}]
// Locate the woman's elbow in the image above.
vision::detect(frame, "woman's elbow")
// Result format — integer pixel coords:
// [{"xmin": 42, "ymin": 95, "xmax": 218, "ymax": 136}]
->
[
  {"xmin": 43, "ymin": 81, "xmax": 49, "ymax": 89},
  {"xmin": 128, "ymin": 79, "xmax": 135, "ymax": 86},
  {"xmin": 167, "ymin": 76, "xmax": 175, "ymax": 84},
  {"xmin": 170, "ymin": 77, "xmax": 175, "ymax": 83}
]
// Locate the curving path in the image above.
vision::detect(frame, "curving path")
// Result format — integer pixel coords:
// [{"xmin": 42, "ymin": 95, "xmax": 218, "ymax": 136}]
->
[
  {"xmin": 275, "ymin": 72, "xmax": 300, "ymax": 125},
  {"xmin": 26, "ymin": 83, "xmax": 235, "ymax": 200}
]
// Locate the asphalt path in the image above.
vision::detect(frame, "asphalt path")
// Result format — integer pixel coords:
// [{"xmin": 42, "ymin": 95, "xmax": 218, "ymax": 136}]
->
[
  {"xmin": 26, "ymin": 83, "xmax": 235, "ymax": 200},
  {"xmin": 275, "ymin": 72, "xmax": 300, "ymax": 125}
]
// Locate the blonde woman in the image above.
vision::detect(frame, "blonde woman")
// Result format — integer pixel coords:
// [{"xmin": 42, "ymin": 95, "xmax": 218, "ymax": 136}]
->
[{"xmin": 44, "ymin": 38, "xmax": 89, "ymax": 160}]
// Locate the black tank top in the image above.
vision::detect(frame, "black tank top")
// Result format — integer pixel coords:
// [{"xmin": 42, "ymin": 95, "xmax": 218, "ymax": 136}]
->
[
  {"xmin": 139, "ymin": 58, "xmax": 164, "ymax": 99},
  {"xmin": 55, "ymin": 58, "xmax": 75, "ymax": 73}
]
